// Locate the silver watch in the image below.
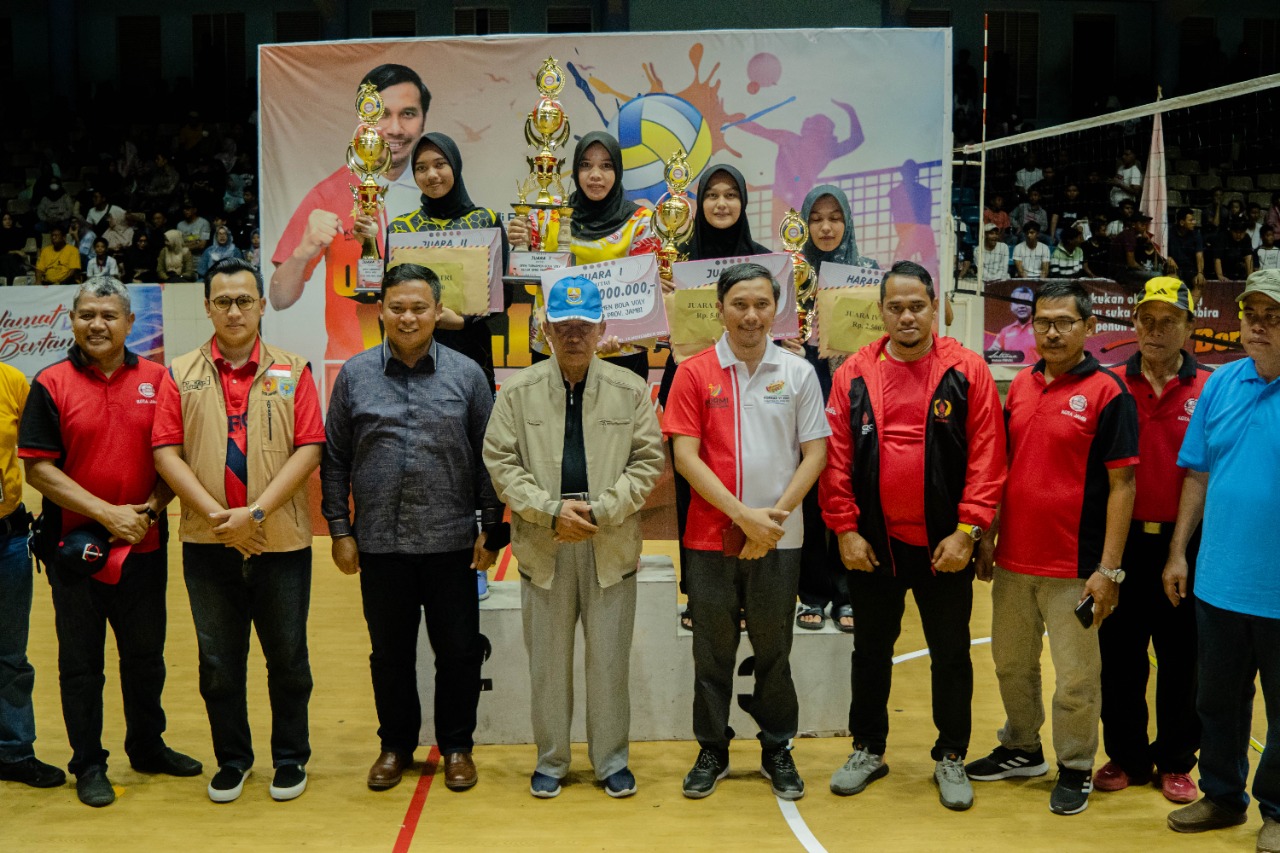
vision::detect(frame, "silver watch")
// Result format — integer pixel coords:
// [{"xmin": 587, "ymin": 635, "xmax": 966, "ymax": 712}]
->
[{"xmin": 1096, "ymin": 564, "xmax": 1125, "ymax": 584}]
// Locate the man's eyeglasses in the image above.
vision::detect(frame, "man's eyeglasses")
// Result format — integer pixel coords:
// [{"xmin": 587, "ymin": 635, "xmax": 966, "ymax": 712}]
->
[
  {"xmin": 1239, "ymin": 309, "xmax": 1280, "ymax": 328},
  {"xmin": 1031, "ymin": 317, "xmax": 1084, "ymax": 334},
  {"xmin": 210, "ymin": 295, "xmax": 260, "ymax": 313}
]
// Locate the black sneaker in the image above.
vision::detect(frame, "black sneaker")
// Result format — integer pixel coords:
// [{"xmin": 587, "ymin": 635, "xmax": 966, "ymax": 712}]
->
[
  {"xmin": 965, "ymin": 745, "xmax": 1050, "ymax": 781},
  {"xmin": 270, "ymin": 764, "xmax": 308, "ymax": 801},
  {"xmin": 761, "ymin": 746, "xmax": 805, "ymax": 801},
  {"xmin": 0, "ymin": 756, "xmax": 66, "ymax": 788},
  {"xmin": 208, "ymin": 766, "xmax": 250, "ymax": 803},
  {"xmin": 76, "ymin": 767, "xmax": 115, "ymax": 807},
  {"xmin": 131, "ymin": 746, "xmax": 203, "ymax": 777},
  {"xmin": 682, "ymin": 748, "xmax": 729, "ymax": 799},
  {"xmin": 1049, "ymin": 765, "xmax": 1093, "ymax": 815}
]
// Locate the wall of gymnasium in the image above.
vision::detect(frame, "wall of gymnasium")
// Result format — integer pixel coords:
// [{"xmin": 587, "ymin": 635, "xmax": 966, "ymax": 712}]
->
[{"xmin": 6, "ymin": 0, "xmax": 1278, "ymax": 128}]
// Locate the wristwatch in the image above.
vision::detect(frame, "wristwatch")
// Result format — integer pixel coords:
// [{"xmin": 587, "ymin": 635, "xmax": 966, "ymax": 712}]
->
[
  {"xmin": 1096, "ymin": 564, "xmax": 1126, "ymax": 583},
  {"xmin": 143, "ymin": 507, "xmax": 159, "ymax": 522},
  {"xmin": 956, "ymin": 523, "xmax": 984, "ymax": 542},
  {"xmin": 248, "ymin": 504, "xmax": 266, "ymax": 525}
]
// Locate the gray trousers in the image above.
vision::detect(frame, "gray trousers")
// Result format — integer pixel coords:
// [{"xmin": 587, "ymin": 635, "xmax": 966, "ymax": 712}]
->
[
  {"xmin": 521, "ymin": 540, "xmax": 636, "ymax": 780},
  {"xmin": 686, "ymin": 547, "xmax": 802, "ymax": 754},
  {"xmin": 991, "ymin": 566, "xmax": 1101, "ymax": 771}
]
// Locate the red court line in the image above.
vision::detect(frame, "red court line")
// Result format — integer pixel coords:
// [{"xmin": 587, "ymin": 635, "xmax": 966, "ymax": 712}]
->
[
  {"xmin": 494, "ymin": 546, "xmax": 512, "ymax": 582},
  {"xmin": 392, "ymin": 746, "xmax": 440, "ymax": 853}
]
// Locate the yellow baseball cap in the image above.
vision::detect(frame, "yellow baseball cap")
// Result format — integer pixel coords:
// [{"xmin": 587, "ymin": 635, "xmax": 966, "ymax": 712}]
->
[{"xmin": 1135, "ymin": 276, "xmax": 1194, "ymax": 313}]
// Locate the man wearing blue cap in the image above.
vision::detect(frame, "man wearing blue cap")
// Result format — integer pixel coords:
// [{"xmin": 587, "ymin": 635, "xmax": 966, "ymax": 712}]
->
[
  {"xmin": 1165, "ymin": 268, "xmax": 1280, "ymax": 852},
  {"xmin": 484, "ymin": 275, "xmax": 663, "ymax": 800}
]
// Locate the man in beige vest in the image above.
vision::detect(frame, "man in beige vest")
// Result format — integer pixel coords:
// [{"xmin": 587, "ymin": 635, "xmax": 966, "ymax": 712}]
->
[{"xmin": 153, "ymin": 258, "xmax": 325, "ymax": 804}]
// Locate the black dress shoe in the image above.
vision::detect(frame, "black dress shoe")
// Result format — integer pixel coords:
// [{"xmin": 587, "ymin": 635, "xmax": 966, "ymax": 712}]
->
[
  {"xmin": 0, "ymin": 756, "xmax": 67, "ymax": 788},
  {"xmin": 131, "ymin": 746, "xmax": 203, "ymax": 777},
  {"xmin": 77, "ymin": 767, "xmax": 116, "ymax": 807}
]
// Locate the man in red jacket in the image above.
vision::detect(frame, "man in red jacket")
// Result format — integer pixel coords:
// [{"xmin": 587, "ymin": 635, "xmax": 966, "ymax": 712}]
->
[{"xmin": 820, "ymin": 260, "xmax": 1007, "ymax": 811}]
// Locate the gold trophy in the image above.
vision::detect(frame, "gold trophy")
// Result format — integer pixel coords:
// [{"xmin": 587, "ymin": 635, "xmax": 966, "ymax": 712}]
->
[
  {"xmin": 348, "ymin": 83, "xmax": 391, "ymax": 298},
  {"xmin": 779, "ymin": 208, "xmax": 815, "ymax": 342},
  {"xmin": 513, "ymin": 57, "xmax": 573, "ymax": 250},
  {"xmin": 652, "ymin": 148, "xmax": 695, "ymax": 282}
]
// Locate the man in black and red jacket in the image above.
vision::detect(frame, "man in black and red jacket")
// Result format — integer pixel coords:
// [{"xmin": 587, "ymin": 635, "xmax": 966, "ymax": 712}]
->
[{"xmin": 820, "ymin": 260, "xmax": 1007, "ymax": 811}]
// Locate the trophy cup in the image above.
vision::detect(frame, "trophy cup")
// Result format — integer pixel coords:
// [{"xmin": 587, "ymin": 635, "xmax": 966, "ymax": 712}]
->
[
  {"xmin": 348, "ymin": 83, "xmax": 391, "ymax": 299},
  {"xmin": 652, "ymin": 148, "xmax": 695, "ymax": 282},
  {"xmin": 779, "ymin": 208, "xmax": 816, "ymax": 342},
  {"xmin": 513, "ymin": 57, "xmax": 574, "ymax": 250}
]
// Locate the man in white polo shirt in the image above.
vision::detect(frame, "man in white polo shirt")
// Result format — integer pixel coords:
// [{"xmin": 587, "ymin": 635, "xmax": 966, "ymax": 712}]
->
[{"xmin": 664, "ymin": 261, "xmax": 830, "ymax": 801}]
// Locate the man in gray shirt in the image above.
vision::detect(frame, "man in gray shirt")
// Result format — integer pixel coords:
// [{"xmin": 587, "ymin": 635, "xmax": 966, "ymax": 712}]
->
[{"xmin": 321, "ymin": 262, "xmax": 506, "ymax": 794}]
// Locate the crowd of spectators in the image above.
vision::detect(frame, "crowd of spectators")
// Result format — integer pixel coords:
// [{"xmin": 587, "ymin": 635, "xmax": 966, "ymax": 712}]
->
[
  {"xmin": 1, "ymin": 109, "xmax": 260, "ymax": 286},
  {"xmin": 954, "ymin": 144, "xmax": 1280, "ymax": 291}
]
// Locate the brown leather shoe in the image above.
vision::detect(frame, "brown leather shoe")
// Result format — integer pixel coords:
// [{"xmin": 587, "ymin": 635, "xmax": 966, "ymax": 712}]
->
[
  {"xmin": 367, "ymin": 751, "xmax": 410, "ymax": 790},
  {"xmin": 443, "ymin": 752, "xmax": 478, "ymax": 791},
  {"xmin": 1167, "ymin": 797, "xmax": 1248, "ymax": 833}
]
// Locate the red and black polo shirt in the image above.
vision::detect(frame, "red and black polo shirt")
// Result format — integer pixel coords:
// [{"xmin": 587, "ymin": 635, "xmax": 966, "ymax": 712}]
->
[
  {"xmin": 18, "ymin": 346, "xmax": 167, "ymax": 553},
  {"xmin": 1121, "ymin": 350, "xmax": 1212, "ymax": 524},
  {"xmin": 996, "ymin": 353, "xmax": 1139, "ymax": 579}
]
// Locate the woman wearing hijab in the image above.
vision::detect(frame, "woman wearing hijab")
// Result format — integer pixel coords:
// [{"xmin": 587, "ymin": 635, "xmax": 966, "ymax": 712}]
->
[
  {"xmin": 123, "ymin": 229, "xmax": 159, "ymax": 282},
  {"xmin": 661, "ymin": 164, "xmax": 769, "ymax": 631},
  {"xmin": 795, "ymin": 184, "xmax": 879, "ymax": 633},
  {"xmin": 365, "ymin": 131, "xmax": 511, "ymax": 391},
  {"xmin": 156, "ymin": 228, "xmax": 195, "ymax": 282},
  {"xmin": 197, "ymin": 224, "xmax": 243, "ymax": 277},
  {"xmin": 507, "ymin": 131, "xmax": 659, "ymax": 378}
]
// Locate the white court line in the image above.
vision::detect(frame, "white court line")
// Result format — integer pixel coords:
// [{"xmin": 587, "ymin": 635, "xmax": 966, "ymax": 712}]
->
[
  {"xmin": 777, "ymin": 637, "xmax": 994, "ymax": 851},
  {"xmin": 776, "ymin": 798, "xmax": 829, "ymax": 853}
]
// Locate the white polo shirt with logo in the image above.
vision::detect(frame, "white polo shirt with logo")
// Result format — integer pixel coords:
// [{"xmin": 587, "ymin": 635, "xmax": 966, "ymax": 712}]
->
[{"xmin": 663, "ymin": 334, "xmax": 830, "ymax": 551}]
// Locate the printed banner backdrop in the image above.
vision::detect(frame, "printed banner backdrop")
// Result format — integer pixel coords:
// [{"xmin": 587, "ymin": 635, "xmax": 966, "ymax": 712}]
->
[
  {"xmin": 258, "ymin": 28, "xmax": 951, "ymax": 401},
  {"xmin": 981, "ymin": 278, "xmax": 1247, "ymax": 368},
  {"xmin": 0, "ymin": 285, "xmax": 165, "ymax": 379}
]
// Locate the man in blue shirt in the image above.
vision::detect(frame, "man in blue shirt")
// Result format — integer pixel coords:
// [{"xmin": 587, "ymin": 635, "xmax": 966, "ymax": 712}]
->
[
  {"xmin": 321, "ymin": 262, "xmax": 506, "ymax": 794},
  {"xmin": 1164, "ymin": 268, "xmax": 1280, "ymax": 852}
]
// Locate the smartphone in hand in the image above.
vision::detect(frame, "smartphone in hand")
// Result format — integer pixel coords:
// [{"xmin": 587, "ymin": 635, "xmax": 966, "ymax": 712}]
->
[{"xmin": 1074, "ymin": 595, "xmax": 1095, "ymax": 629}]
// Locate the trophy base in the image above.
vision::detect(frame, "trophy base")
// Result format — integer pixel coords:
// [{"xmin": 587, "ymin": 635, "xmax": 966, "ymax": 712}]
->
[{"xmin": 346, "ymin": 256, "xmax": 385, "ymax": 303}]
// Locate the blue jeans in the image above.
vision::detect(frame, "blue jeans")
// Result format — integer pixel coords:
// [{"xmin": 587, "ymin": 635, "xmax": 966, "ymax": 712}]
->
[
  {"xmin": 1196, "ymin": 598, "xmax": 1280, "ymax": 820},
  {"xmin": 183, "ymin": 544, "xmax": 313, "ymax": 770},
  {"xmin": 0, "ymin": 532, "xmax": 35, "ymax": 763},
  {"xmin": 46, "ymin": 548, "xmax": 169, "ymax": 776}
]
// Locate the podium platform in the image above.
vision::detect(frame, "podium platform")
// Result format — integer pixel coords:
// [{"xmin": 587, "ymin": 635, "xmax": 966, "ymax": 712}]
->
[{"xmin": 416, "ymin": 554, "xmax": 853, "ymax": 746}]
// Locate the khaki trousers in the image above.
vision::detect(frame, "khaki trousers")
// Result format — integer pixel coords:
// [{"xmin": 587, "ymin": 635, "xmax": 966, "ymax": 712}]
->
[{"xmin": 991, "ymin": 566, "xmax": 1100, "ymax": 771}]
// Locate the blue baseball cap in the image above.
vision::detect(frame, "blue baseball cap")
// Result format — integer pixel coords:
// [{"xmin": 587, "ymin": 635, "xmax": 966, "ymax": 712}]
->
[{"xmin": 546, "ymin": 275, "xmax": 603, "ymax": 324}]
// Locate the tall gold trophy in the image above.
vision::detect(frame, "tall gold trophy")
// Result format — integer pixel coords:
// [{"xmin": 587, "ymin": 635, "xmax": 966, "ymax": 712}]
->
[
  {"xmin": 348, "ymin": 83, "xmax": 392, "ymax": 299},
  {"xmin": 779, "ymin": 209, "xmax": 815, "ymax": 342},
  {"xmin": 652, "ymin": 148, "xmax": 695, "ymax": 282},
  {"xmin": 513, "ymin": 57, "xmax": 573, "ymax": 249}
]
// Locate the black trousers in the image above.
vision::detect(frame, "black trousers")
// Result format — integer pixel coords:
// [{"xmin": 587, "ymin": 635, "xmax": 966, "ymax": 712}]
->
[
  {"xmin": 1099, "ymin": 522, "xmax": 1200, "ymax": 775},
  {"xmin": 47, "ymin": 549, "xmax": 168, "ymax": 776},
  {"xmin": 359, "ymin": 549, "xmax": 481, "ymax": 756},
  {"xmin": 797, "ymin": 483, "xmax": 849, "ymax": 612},
  {"xmin": 848, "ymin": 539, "xmax": 973, "ymax": 759}
]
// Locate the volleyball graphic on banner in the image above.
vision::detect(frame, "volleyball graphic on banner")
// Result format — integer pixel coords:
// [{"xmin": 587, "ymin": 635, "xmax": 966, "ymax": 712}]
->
[{"xmin": 609, "ymin": 93, "xmax": 712, "ymax": 204}]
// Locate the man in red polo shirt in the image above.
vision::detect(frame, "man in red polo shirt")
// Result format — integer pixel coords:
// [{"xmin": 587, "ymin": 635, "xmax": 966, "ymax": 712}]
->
[
  {"xmin": 664, "ymin": 262, "xmax": 830, "ymax": 802},
  {"xmin": 1094, "ymin": 278, "xmax": 1209, "ymax": 804},
  {"xmin": 966, "ymin": 279, "xmax": 1138, "ymax": 817},
  {"xmin": 153, "ymin": 258, "xmax": 325, "ymax": 804},
  {"xmin": 19, "ymin": 278, "xmax": 201, "ymax": 807},
  {"xmin": 820, "ymin": 260, "xmax": 1007, "ymax": 811}
]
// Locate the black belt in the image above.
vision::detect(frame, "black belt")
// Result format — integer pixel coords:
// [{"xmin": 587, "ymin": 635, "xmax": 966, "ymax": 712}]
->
[
  {"xmin": 1133, "ymin": 520, "xmax": 1169, "ymax": 535},
  {"xmin": 0, "ymin": 504, "xmax": 30, "ymax": 538}
]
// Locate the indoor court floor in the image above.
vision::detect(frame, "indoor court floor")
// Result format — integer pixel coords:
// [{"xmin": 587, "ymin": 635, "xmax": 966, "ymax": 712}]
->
[{"xmin": 2, "ymin": 494, "xmax": 1267, "ymax": 852}]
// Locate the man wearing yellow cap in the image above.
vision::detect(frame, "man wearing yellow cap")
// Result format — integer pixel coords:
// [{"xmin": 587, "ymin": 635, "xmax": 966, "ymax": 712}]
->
[{"xmin": 1093, "ymin": 277, "xmax": 1209, "ymax": 805}]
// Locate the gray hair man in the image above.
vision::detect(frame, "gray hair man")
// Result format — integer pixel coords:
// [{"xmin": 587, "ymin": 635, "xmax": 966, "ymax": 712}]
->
[{"xmin": 484, "ymin": 274, "xmax": 663, "ymax": 800}]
